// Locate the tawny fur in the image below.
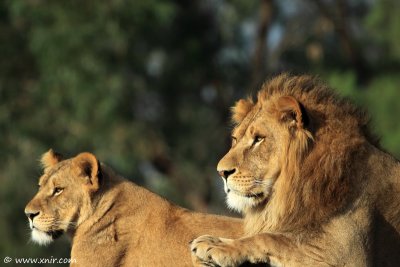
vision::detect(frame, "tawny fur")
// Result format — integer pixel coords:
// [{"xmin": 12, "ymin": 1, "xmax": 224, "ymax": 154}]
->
[
  {"xmin": 231, "ymin": 98, "xmax": 254, "ymax": 124},
  {"xmin": 191, "ymin": 74, "xmax": 400, "ymax": 267},
  {"xmin": 25, "ymin": 151, "xmax": 243, "ymax": 267}
]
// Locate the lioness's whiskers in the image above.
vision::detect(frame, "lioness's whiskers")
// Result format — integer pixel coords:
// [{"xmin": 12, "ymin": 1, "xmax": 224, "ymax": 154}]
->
[{"xmin": 55, "ymin": 220, "xmax": 77, "ymax": 229}]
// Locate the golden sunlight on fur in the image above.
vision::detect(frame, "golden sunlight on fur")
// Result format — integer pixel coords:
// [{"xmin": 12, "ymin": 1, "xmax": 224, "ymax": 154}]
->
[
  {"xmin": 191, "ymin": 74, "xmax": 400, "ymax": 267},
  {"xmin": 25, "ymin": 150, "xmax": 243, "ymax": 266}
]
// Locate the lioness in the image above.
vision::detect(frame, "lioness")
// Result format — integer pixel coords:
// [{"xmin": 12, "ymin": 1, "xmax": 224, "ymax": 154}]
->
[
  {"xmin": 25, "ymin": 150, "xmax": 243, "ymax": 266},
  {"xmin": 191, "ymin": 74, "xmax": 400, "ymax": 266}
]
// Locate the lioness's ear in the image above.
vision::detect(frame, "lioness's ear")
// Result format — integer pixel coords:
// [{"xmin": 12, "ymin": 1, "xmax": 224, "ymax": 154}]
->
[
  {"xmin": 75, "ymin": 152, "xmax": 101, "ymax": 193},
  {"xmin": 231, "ymin": 98, "xmax": 254, "ymax": 124},
  {"xmin": 276, "ymin": 96, "xmax": 305, "ymax": 128},
  {"xmin": 41, "ymin": 149, "xmax": 63, "ymax": 170}
]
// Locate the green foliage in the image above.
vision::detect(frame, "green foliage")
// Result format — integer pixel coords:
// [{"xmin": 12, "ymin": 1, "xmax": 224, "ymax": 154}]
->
[
  {"xmin": 366, "ymin": 0, "xmax": 400, "ymax": 60},
  {"xmin": 364, "ymin": 76, "xmax": 400, "ymax": 157},
  {"xmin": 326, "ymin": 72, "xmax": 400, "ymax": 158},
  {"xmin": 326, "ymin": 71, "xmax": 359, "ymax": 99}
]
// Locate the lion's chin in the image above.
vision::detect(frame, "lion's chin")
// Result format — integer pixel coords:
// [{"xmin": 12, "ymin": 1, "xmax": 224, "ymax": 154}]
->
[
  {"xmin": 226, "ymin": 192, "xmax": 266, "ymax": 213},
  {"xmin": 31, "ymin": 229, "xmax": 63, "ymax": 246}
]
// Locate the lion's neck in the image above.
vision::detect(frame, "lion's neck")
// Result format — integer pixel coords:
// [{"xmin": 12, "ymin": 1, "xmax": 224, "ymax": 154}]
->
[
  {"xmin": 244, "ymin": 140, "xmax": 365, "ymax": 234},
  {"xmin": 243, "ymin": 143, "xmax": 400, "ymax": 235},
  {"xmin": 366, "ymin": 146, "xmax": 400, "ymax": 231}
]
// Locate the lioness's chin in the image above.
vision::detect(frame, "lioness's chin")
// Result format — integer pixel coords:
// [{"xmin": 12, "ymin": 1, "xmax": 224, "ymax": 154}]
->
[
  {"xmin": 31, "ymin": 229, "xmax": 54, "ymax": 246},
  {"xmin": 226, "ymin": 192, "xmax": 266, "ymax": 213},
  {"xmin": 31, "ymin": 229, "xmax": 63, "ymax": 246}
]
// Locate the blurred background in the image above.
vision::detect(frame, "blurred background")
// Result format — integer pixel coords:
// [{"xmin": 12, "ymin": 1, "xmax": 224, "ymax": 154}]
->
[{"xmin": 0, "ymin": 0, "xmax": 399, "ymax": 265}]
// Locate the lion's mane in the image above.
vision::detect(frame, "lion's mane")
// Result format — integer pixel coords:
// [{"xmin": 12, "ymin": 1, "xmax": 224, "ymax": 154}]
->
[{"xmin": 242, "ymin": 74, "xmax": 378, "ymax": 234}]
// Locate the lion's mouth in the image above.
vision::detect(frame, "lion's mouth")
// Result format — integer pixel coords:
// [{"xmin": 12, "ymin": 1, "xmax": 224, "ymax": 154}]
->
[
  {"xmin": 245, "ymin": 192, "xmax": 264, "ymax": 198},
  {"xmin": 229, "ymin": 188, "xmax": 264, "ymax": 199}
]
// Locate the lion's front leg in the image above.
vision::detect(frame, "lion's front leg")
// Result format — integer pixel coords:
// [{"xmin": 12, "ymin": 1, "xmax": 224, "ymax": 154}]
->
[{"xmin": 190, "ymin": 235, "xmax": 247, "ymax": 267}]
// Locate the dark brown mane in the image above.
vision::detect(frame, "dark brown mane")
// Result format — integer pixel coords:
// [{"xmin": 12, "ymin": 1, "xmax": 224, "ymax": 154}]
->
[
  {"xmin": 245, "ymin": 74, "xmax": 377, "ymax": 233},
  {"xmin": 258, "ymin": 73, "xmax": 376, "ymax": 143}
]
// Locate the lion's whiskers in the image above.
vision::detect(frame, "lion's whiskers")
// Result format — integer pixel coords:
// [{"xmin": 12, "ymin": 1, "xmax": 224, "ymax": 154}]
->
[{"xmin": 253, "ymin": 179, "xmax": 273, "ymax": 188}]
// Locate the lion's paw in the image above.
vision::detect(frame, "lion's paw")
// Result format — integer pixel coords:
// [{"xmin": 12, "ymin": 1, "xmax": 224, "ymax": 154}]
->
[{"xmin": 190, "ymin": 235, "xmax": 244, "ymax": 267}]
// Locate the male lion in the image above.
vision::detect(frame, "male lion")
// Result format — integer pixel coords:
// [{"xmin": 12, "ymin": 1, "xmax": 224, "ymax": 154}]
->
[
  {"xmin": 191, "ymin": 74, "xmax": 400, "ymax": 266},
  {"xmin": 25, "ymin": 150, "xmax": 243, "ymax": 266}
]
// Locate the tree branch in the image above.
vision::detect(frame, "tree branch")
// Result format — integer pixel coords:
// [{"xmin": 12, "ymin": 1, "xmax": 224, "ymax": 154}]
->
[
  {"xmin": 310, "ymin": 0, "xmax": 369, "ymax": 84},
  {"xmin": 250, "ymin": 0, "xmax": 273, "ymax": 91}
]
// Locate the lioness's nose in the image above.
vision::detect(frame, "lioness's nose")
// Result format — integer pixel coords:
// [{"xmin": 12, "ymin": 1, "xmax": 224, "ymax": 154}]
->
[
  {"xmin": 218, "ymin": 169, "xmax": 236, "ymax": 180},
  {"xmin": 25, "ymin": 210, "xmax": 40, "ymax": 221}
]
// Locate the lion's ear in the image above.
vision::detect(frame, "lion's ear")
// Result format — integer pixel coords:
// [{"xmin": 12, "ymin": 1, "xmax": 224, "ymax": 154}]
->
[
  {"xmin": 231, "ymin": 98, "xmax": 254, "ymax": 124},
  {"xmin": 75, "ymin": 152, "xmax": 102, "ymax": 193},
  {"xmin": 41, "ymin": 149, "xmax": 63, "ymax": 170},
  {"xmin": 276, "ymin": 96, "xmax": 305, "ymax": 128}
]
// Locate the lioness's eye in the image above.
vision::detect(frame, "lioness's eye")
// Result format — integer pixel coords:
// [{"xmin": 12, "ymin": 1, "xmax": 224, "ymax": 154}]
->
[
  {"xmin": 53, "ymin": 187, "xmax": 64, "ymax": 196},
  {"xmin": 231, "ymin": 136, "xmax": 237, "ymax": 146}
]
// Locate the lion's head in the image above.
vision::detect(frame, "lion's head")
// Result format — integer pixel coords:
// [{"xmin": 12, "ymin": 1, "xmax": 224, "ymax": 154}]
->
[
  {"xmin": 24, "ymin": 150, "xmax": 102, "ymax": 245},
  {"xmin": 217, "ymin": 93, "xmax": 312, "ymax": 213},
  {"xmin": 218, "ymin": 74, "xmax": 373, "ymax": 233}
]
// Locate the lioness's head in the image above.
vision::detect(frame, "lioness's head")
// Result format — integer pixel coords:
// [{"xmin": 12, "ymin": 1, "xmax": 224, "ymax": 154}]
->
[
  {"xmin": 25, "ymin": 150, "xmax": 102, "ymax": 245},
  {"xmin": 217, "ymin": 76, "xmax": 314, "ymax": 213}
]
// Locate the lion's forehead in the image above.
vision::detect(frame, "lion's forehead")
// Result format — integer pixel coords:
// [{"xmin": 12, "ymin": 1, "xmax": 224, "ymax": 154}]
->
[{"xmin": 233, "ymin": 106, "xmax": 271, "ymax": 139}]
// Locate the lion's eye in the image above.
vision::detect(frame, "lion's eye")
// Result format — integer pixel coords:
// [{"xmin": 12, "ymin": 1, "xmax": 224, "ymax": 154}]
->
[
  {"xmin": 53, "ymin": 187, "xmax": 64, "ymax": 196},
  {"xmin": 253, "ymin": 135, "xmax": 264, "ymax": 145}
]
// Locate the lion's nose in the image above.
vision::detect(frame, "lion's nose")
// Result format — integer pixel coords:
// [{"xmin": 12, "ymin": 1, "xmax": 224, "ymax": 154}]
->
[
  {"xmin": 25, "ymin": 210, "xmax": 40, "ymax": 221},
  {"xmin": 218, "ymin": 169, "xmax": 237, "ymax": 180}
]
